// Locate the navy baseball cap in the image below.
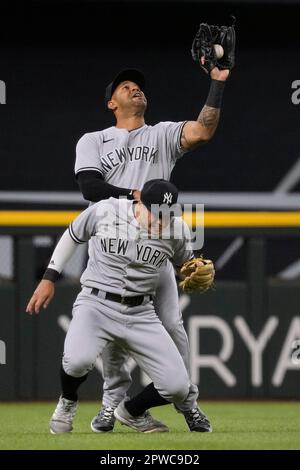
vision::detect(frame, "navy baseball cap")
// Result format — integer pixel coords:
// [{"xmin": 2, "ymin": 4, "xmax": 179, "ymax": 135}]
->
[
  {"xmin": 105, "ymin": 69, "xmax": 146, "ymax": 107},
  {"xmin": 141, "ymin": 179, "xmax": 179, "ymax": 214}
]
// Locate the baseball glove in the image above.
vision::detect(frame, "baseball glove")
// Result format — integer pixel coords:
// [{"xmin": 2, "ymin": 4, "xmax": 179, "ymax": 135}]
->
[
  {"xmin": 191, "ymin": 17, "xmax": 236, "ymax": 74},
  {"xmin": 179, "ymin": 257, "xmax": 215, "ymax": 294}
]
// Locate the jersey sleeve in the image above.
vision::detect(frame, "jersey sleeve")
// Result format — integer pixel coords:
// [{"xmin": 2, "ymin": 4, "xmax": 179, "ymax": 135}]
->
[
  {"xmin": 171, "ymin": 219, "xmax": 194, "ymax": 267},
  {"xmin": 75, "ymin": 133, "xmax": 103, "ymax": 177},
  {"xmin": 68, "ymin": 204, "xmax": 98, "ymax": 244},
  {"xmin": 159, "ymin": 121, "xmax": 189, "ymax": 162},
  {"xmin": 46, "ymin": 229, "xmax": 78, "ymax": 274}
]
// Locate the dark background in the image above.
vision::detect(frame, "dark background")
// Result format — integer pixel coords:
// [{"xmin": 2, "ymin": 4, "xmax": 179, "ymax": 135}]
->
[
  {"xmin": 1, "ymin": 1, "xmax": 300, "ymax": 400},
  {"xmin": 1, "ymin": 1, "xmax": 299, "ymax": 193}
]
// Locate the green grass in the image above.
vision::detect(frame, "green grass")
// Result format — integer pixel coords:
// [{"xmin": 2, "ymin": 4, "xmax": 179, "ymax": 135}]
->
[{"xmin": 0, "ymin": 401, "xmax": 300, "ymax": 450}]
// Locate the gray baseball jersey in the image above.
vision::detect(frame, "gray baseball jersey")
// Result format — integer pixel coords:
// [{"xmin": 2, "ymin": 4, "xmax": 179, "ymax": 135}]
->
[
  {"xmin": 75, "ymin": 122, "xmax": 188, "ymax": 189},
  {"xmin": 68, "ymin": 197, "xmax": 193, "ymax": 296}
]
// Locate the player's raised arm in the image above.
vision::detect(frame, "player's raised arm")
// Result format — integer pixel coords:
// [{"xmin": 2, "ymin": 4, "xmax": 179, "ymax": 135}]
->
[
  {"xmin": 181, "ymin": 19, "xmax": 235, "ymax": 151},
  {"xmin": 181, "ymin": 72, "xmax": 227, "ymax": 150}
]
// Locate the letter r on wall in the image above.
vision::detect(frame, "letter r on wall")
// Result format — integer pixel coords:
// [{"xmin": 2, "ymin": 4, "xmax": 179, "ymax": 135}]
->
[{"xmin": 188, "ymin": 316, "xmax": 236, "ymax": 386}]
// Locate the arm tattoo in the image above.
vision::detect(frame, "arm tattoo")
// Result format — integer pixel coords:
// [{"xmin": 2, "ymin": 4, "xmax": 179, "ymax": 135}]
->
[{"xmin": 198, "ymin": 105, "xmax": 220, "ymax": 129}]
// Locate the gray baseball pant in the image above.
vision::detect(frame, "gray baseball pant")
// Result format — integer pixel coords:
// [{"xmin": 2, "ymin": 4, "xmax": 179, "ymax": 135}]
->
[
  {"xmin": 101, "ymin": 261, "xmax": 199, "ymax": 412},
  {"xmin": 62, "ymin": 288, "xmax": 190, "ymax": 405}
]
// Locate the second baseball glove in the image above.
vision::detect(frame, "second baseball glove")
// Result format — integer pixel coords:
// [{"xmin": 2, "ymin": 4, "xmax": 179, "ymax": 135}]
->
[{"xmin": 179, "ymin": 257, "xmax": 215, "ymax": 293}]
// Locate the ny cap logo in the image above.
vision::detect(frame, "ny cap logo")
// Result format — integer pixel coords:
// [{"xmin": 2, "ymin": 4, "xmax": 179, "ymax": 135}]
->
[{"xmin": 163, "ymin": 192, "xmax": 173, "ymax": 204}]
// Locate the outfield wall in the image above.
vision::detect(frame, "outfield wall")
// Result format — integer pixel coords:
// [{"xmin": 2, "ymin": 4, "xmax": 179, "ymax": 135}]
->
[{"xmin": 0, "ymin": 214, "xmax": 299, "ymax": 400}]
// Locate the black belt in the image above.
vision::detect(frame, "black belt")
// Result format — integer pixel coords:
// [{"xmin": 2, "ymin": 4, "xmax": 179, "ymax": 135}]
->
[{"xmin": 91, "ymin": 288, "xmax": 152, "ymax": 307}]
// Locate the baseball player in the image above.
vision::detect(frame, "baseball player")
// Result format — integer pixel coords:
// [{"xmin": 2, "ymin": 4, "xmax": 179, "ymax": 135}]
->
[
  {"xmin": 26, "ymin": 179, "xmax": 214, "ymax": 434},
  {"xmin": 73, "ymin": 22, "xmax": 234, "ymax": 432},
  {"xmin": 73, "ymin": 34, "xmax": 234, "ymax": 432}
]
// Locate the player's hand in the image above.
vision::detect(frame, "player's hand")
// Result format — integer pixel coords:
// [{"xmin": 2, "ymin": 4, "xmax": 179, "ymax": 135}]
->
[
  {"xmin": 26, "ymin": 280, "xmax": 55, "ymax": 314},
  {"xmin": 210, "ymin": 67, "xmax": 230, "ymax": 81},
  {"xmin": 133, "ymin": 190, "xmax": 141, "ymax": 201}
]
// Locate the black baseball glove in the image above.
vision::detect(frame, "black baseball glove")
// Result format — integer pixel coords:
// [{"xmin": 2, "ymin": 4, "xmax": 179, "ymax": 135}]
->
[{"xmin": 191, "ymin": 17, "xmax": 236, "ymax": 74}]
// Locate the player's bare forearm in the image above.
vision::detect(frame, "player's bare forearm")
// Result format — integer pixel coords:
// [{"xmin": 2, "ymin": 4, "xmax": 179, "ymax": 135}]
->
[
  {"xmin": 181, "ymin": 71, "xmax": 229, "ymax": 150},
  {"xmin": 181, "ymin": 106, "xmax": 220, "ymax": 151},
  {"xmin": 198, "ymin": 105, "xmax": 220, "ymax": 129},
  {"xmin": 198, "ymin": 104, "xmax": 220, "ymax": 137}
]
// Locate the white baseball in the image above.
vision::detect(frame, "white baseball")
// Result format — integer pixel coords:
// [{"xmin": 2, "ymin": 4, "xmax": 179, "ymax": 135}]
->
[{"xmin": 213, "ymin": 44, "xmax": 224, "ymax": 59}]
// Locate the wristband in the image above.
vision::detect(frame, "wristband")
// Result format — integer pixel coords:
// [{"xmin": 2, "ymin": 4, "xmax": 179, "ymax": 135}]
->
[
  {"xmin": 206, "ymin": 79, "xmax": 225, "ymax": 108},
  {"xmin": 42, "ymin": 268, "xmax": 60, "ymax": 283}
]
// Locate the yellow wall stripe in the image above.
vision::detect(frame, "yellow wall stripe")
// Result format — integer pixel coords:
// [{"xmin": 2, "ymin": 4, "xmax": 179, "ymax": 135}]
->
[
  {"xmin": 0, "ymin": 211, "xmax": 80, "ymax": 226},
  {"xmin": 1, "ymin": 211, "xmax": 300, "ymax": 228},
  {"xmin": 185, "ymin": 211, "xmax": 300, "ymax": 227}
]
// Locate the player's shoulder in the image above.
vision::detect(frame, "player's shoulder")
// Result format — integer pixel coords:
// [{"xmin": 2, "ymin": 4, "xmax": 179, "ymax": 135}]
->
[
  {"xmin": 140, "ymin": 122, "xmax": 176, "ymax": 131},
  {"xmin": 151, "ymin": 121, "xmax": 180, "ymax": 134},
  {"xmin": 172, "ymin": 216, "xmax": 191, "ymax": 237},
  {"xmin": 157, "ymin": 121, "xmax": 175, "ymax": 126},
  {"xmin": 76, "ymin": 128, "xmax": 115, "ymax": 147},
  {"xmin": 92, "ymin": 196, "xmax": 131, "ymax": 212},
  {"xmin": 155, "ymin": 121, "xmax": 177, "ymax": 128},
  {"xmin": 82, "ymin": 197, "xmax": 115, "ymax": 219},
  {"xmin": 87, "ymin": 197, "xmax": 132, "ymax": 223},
  {"xmin": 172, "ymin": 215, "xmax": 188, "ymax": 228}
]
